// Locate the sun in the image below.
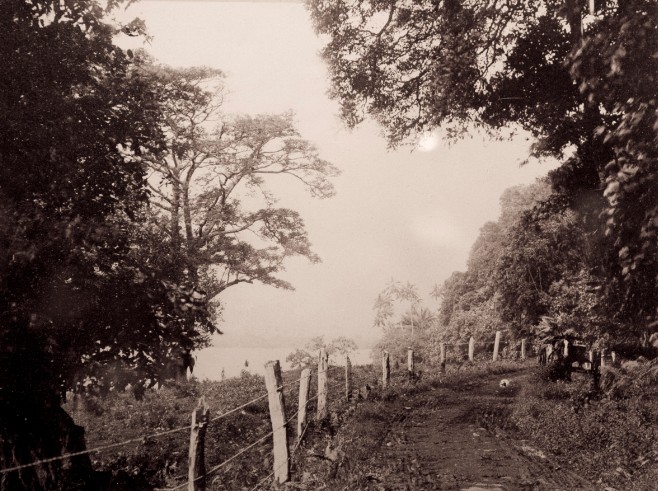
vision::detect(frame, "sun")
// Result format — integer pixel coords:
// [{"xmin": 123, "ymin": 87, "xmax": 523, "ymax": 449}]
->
[{"xmin": 417, "ymin": 132, "xmax": 440, "ymax": 152}]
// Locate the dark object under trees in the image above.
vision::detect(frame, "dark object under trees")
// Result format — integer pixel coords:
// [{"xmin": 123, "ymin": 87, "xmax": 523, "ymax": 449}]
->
[{"xmin": 538, "ymin": 336, "xmax": 600, "ymax": 385}]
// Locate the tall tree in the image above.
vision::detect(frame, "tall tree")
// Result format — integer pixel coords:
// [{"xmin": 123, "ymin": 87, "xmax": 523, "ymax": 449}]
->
[
  {"xmin": 142, "ymin": 65, "xmax": 339, "ymax": 314},
  {"xmin": 0, "ymin": 2, "xmax": 212, "ymax": 488}
]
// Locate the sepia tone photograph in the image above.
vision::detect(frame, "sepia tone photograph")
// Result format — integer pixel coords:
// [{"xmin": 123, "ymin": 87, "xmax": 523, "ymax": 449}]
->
[{"xmin": 1, "ymin": 0, "xmax": 656, "ymax": 489}]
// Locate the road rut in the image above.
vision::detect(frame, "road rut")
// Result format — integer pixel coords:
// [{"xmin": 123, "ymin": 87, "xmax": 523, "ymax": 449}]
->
[{"xmin": 373, "ymin": 372, "xmax": 593, "ymax": 490}]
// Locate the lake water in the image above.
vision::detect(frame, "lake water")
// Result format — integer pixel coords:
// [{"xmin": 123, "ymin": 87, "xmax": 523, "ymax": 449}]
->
[{"xmin": 194, "ymin": 346, "xmax": 373, "ymax": 380}]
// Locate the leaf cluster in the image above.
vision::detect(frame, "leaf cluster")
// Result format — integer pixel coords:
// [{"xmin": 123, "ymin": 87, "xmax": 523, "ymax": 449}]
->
[{"xmin": 286, "ymin": 335, "xmax": 359, "ymax": 369}]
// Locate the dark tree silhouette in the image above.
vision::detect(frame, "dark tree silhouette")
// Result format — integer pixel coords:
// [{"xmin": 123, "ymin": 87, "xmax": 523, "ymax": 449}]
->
[{"xmin": 0, "ymin": 2, "xmax": 214, "ymax": 488}]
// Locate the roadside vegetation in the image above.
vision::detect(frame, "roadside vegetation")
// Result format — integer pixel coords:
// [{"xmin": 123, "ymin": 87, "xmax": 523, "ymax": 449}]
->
[
  {"xmin": 67, "ymin": 365, "xmax": 380, "ymax": 490},
  {"xmin": 68, "ymin": 360, "xmax": 533, "ymax": 489},
  {"xmin": 288, "ymin": 360, "xmax": 658, "ymax": 490},
  {"xmin": 281, "ymin": 360, "xmax": 527, "ymax": 490},
  {"xmin": 54, "ymin": 346, "xmax": 658, "ymax": 490},
  {"xmin": 479, "ymin": 363, "xmax": 658, "ymax": 490}
]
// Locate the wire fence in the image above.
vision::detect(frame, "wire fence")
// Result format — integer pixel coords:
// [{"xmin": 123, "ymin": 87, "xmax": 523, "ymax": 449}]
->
[
  {"xmin": 0, "ymin": 332, "xmax": 538, "ymax": 490},
  {"xmin": 158, "ymin": 368, "xmax": 347, "ymax": 491}
]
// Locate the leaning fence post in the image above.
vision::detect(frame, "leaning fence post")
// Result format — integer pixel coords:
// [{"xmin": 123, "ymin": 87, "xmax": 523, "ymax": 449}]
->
[
  {"xmin": 521, "ymin": 339, "xmax": 527, "ymax": 361},
  {"xmin": 590, "ymin": 351, "xmax": 601, "ymax": 393},
  {"xmin": 264, "ymin": 360, "xmax": 289, "ymax": 484},
  {"xmin": 493, "ymin": 331, "xmax": 501, "ymax": 362},
  {"xmin": 188, "ymin": 397, "xmax": 210, "ymax": 491},
  {"xmin": 345, "ymin": 355, "xmax": 353, "ymax": 401},
  {"xmin": 382, "ymin": 351, "xmax": 390, "ymax": 388},
  {"xmin": 317, "ymin": 349, "xmax": 328, "ymax": 421},
  {"xmin": 297, "ymin": 367, "xmax": 311, "ymax": 441},
  {"xmin": 468, "ymin": 337, "xmax": 475, "ymax": 362},
  {"xmin": 407, "ymin": 348, "xmax": 415, "ymax": 381},
  {"xmin": 439, "ymin": 343, "xmax": 446, "ymax": 373}
]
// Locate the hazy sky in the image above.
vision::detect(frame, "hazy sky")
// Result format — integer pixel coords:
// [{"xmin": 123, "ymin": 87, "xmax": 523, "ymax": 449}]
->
[{"xmin": 118, "ymin": 1, "xmax": 555, "ymax": 357}]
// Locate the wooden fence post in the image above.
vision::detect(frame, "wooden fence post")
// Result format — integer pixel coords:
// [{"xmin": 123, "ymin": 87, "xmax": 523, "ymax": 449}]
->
[
  {"xmin": 590, "ymin": 350, "xmax": 601, "ymax": 392},
  {"xmin": 345, "ymin": 355, "xmax": 353, "ymax": 401},
  {"xmin": 407, "ymin": 348, "xmax": 415, "ymax": 380},
  {"xmin": 600, "ymin": 349, "xmax": 606, "ymax": 368},
  {"xmin": 439, "ymin": 343, "xmax": 446, "ymax": 373},
  {"xmin": 264, "ymin": 360, "xmax": 289, "ymax": 484},
  {"xmin": 188, "ymin": 397, "xmax": 210, "ymax": 491},
  {"xmin": 297, "ymin": 367, "xmax": 311, "ymax": 441},
  {"xmin": 468, "ymin": 337, "xmax": 475, "ymax": 362},
  {"xmin": 521, "ymin": 339, "xmax": 526, "ymax": 361},
  {"xmin": 317, "ymin": 349, "xmax": 328, "ymax": 421},
  {"xmin": 563, "ymin": 339, "xmax": 569, "ymax": 357},
  {"xmin": 382, "ymin": 351, "xmax": 390, "ymax": 388},
  {"xmin": 493, "ymin": 331, "xmax": 501, "ymax": 362},
  {"xmin": 611, "ymin": 350, "xmax": 617, "ymax": 365}
]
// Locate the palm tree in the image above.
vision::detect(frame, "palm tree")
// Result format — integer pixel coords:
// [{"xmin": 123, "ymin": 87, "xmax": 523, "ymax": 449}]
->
[{"xmin": 400, "ymin": 307, "xmax": 437, "ymax": 334}]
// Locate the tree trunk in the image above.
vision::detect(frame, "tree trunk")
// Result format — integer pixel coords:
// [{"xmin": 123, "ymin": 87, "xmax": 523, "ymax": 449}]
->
[
  {"xmin": 182, "ymin": 180, "xmax": 194, "ymax": 246},
  {"xmin": 170, "ymin": 170, "xmax": 182, "ymax": 252}
]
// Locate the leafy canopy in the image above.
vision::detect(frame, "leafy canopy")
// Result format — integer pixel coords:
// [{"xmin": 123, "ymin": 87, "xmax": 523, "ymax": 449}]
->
[
  {"xmin": 141, "ymin": 64, "xmax": 340, "ymax": 303},
  {"xmin": 310, "ymin": 0, "xmax": 658, "ymax": 334},
  {"xmin": 286, "ymin": 336, "xmax": 358, "ymax": 369}
]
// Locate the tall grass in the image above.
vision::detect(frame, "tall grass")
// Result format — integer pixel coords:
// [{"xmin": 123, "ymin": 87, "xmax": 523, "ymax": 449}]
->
[{"xmin": 503, "ymin": 365, "xmax": 658, "ymax": 489}]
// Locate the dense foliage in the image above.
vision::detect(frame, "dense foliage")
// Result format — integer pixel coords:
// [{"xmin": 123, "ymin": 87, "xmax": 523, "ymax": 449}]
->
[
  {"xmin": 142, "ymin": 64, "xmax": 339, "ymax": 310},
  {"xmin": 501, "ymin": 367, "xmax": 658, "ymax": 489},
  {"xmin": 309, "ymin": 0, "xmax": 658, "ymax": 345},
  {"xmin": 436, "ymin": 178, "xmax": 613, "ymax": 345},
  {"xmin": 0, "ymin": 2, "xmax": 210, "ymax": 488}
]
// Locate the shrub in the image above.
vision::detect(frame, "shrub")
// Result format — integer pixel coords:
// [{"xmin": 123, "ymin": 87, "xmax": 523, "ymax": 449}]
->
[
  {"xmin": 507, "ymin": 370, "xmax": 658, "ymax": 488},
  {"xmin": 537, "ymin": 358, "xmax": 572, "ymax": 382},
  {"xmin": 600, "ymin": 358, "xmax": 658, "ymax": 400}
]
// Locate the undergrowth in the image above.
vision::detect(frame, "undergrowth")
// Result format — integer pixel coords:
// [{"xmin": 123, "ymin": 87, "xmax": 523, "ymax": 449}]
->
[
  {"xmin": 489, "ymin": 364, "xmax": 658, "ymax": 490},
  {"xmin": 68, "ymin": 361, "xmax": 523, "ymax": 489},
  {"xmin": 67, "ymin": 366, "xmax": 378, "ymax": 490}
]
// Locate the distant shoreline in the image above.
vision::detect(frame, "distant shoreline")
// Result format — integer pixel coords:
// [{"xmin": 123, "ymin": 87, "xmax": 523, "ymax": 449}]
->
[{"xmin": 194, "ymin": 346, "xmax": 373, "ymax": 380}]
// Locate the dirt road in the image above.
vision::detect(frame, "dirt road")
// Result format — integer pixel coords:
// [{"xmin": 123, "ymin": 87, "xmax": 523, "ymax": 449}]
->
[{"xmin": 342, "ymin": 370, "xmax": 594, "ymax": 490}]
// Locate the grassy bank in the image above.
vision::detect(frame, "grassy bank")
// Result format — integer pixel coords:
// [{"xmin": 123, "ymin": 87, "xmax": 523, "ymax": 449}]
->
[
  {"xmin": 481, "ymin": 364, "xmax": 658, "ymax": 490},
  {"xmin": 67, "ymin": 364, "xmax": 381, "ymax": 489}
]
